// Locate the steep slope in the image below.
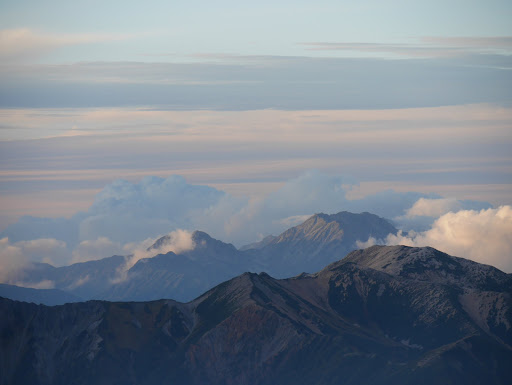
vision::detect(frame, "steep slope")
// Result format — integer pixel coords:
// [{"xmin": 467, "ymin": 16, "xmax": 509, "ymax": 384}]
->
[
  {"xmin": 1, "ymin": 245, "xmax": 511, "ymax": 385},
  {"xmin": 246, "ymin": 211, "xmax": 398, "ymax": 277},
  {"xmin": 100, "ymin": 231, "xmax": 253, "ymax": 302}
]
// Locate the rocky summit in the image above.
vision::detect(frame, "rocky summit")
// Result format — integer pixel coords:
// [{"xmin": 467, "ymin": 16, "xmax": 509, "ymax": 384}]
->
[
  {"xmin": 243, "ymin": 211, "xmax": 398, "ymax": 277},
  {"xmin": 1, "ymin": 245, "xmax": 511, "ymax": 385}
]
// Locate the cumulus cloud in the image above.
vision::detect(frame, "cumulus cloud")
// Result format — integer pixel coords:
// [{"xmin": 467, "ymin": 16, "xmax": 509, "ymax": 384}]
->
[
  {"xmin": 356, "ymin": 237, "xmax": 379, "ymax": 249},
  {"xmin": 0, "ymin": 237, "xmax": 71, "ymax": 283},
  {"xmin": 77, "ymin": 175, "xmax": 230, "ymax": 244},
  {"xmin": 394, "ymin": 197, "xmax": 492, "ymax": 232},
  {"xmin": 386, "ymin": 206, "xmax": 512, "ymax": 273},
  {"xmin": 405, "ymin": 198, "xmax": 463, "ymax": 218},
  {"xmin": 0, "ymin": 237, "xmax": 29, "ymax": 282},
  {"xmin": 14, "ymin": 238, "xmax": 68, "ymax": 266}
]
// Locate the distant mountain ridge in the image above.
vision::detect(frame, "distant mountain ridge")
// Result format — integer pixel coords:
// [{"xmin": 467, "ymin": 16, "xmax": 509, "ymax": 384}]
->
[
  {"xmin": 1, "ymin": 245, "xmax": 510, "ymax": 385},
  {"xmin": 0, "ymin": 283, "xmax": 82, "ymax": 306},
  {"xmin": 97, "ymin": 231, "xmax": 253, "ymax": 302},
  {"xmin": 246, "ymin": 211, "xmax": 398, "ymax": 276},
  {"xmin": 2, "ymin": 211, "xmax": 397, "ymax": 303}
]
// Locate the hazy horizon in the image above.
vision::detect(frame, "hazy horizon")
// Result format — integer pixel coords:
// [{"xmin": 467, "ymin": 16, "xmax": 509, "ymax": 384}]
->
[{"xmin": 1, "ymin": 1, "xmax": 511, "ymax": 276}]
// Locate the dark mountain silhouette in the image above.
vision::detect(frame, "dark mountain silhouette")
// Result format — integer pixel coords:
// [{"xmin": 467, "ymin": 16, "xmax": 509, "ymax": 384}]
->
[{"xmin": 1, "ymin": 245, "xmax": 511, "ymax": 385}]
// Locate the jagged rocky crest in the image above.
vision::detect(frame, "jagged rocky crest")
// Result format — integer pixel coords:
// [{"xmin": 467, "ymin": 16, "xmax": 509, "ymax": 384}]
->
[
  {"xmin": 244, "ymin": 211, "xmax": 398, "ymax": 276},
  {"xmin": 1, "ymin": 245, "xmax": 511, "ymax": 385}
]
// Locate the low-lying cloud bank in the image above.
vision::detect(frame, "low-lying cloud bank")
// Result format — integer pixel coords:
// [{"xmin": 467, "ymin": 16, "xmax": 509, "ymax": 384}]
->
[
  {"xmin": 2, "ymin": 172, "xmax": 438, "ymax": 252},
  {"xmin": 1, "ymin": 172, "xmax": 506, "ymax": 274}
]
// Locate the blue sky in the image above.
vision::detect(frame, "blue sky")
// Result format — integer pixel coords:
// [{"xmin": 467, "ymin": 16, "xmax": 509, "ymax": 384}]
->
[
  {"xmin": 1, "ymin": 0, "xmax": 511, "ymax": 62},
  {"xmin": 0, "ymin": 1, "xmax": 511, "ymax": 270}
]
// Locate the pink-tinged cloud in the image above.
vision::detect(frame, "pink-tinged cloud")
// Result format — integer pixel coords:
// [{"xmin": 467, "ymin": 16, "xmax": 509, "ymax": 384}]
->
[{"xmin": 0, "ymin": 28, "xmax": 131, "ymax": 62}]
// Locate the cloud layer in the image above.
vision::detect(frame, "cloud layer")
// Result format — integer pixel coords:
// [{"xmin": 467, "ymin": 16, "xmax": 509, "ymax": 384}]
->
[
  {"xmin": 2, "ymin": 172, "xmax": 432, "ymax": 251},
  {"xmin": 2, "ymin": 54, "xmax": 511, "ymax": 109},
  {"xmin": 2, "ymin": 172, "xmax": 509, "ymax": 276},
  {"xmin": 0, "ymin": 171, "xmax": 496, "ymax": 261}
]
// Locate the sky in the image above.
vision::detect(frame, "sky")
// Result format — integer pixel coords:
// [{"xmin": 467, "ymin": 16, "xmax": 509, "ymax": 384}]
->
[{"xmin": 0, "ymin": 1, "xmax": 511, "ymax": 273}]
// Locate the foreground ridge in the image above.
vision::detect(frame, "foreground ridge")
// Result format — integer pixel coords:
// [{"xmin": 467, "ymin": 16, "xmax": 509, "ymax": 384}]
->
[{"xmin": 1, "ymin": 245, "xmax": 511, "ymax": 385}]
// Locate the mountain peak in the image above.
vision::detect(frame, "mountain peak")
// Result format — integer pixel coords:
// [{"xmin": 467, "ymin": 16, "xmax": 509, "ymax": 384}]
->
[
  {"xmin": 274, "ymin": 211, "xmax": 397, "ymax": 245},
  {"xmin": 191, "ymin": 230, "xmax": 214, "ymax": 245},
  {"xmin": 245, "ymin": 211, "xmax": 398, "ymax": 277},
  {"xmin": 337, "ymin": 245, "xmax": 510, "ymax": 290}
]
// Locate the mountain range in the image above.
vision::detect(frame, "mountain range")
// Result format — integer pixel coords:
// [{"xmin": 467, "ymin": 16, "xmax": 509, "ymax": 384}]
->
[
  {"xmin": 2, "ymin": 211, "xmax": 398, "ymax": 303},
  {"xmin": 1, "ymin": 245, "xmax": 511, "ymax": 385}
]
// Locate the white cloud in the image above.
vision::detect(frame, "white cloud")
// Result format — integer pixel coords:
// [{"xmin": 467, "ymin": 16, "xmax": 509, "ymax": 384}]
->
[
  {"xmin": 0, "ymin": 237, "xmax": 29, "ymax": 282},
  {"xmin": 76, "ymin": 175, "xmax": 229, "ymax": 244},
  {"xmin": 71, "ymin": 237, "xmax": 123, "ymax": 264},
  {"xmin": 394, "ymin": 197, "xmax": 493, "ymax": 232},
  {"xmin": 387, "ymin": 206, "xmax": 512, "ymax": 273},
  {"xmin": 15, "ymin": 238, "xmax": 68, "ymax": 266},
  {"xmin": 0, "ymin": 237, "xmax": 72, "ymax": 283},
  {"xmin": 356, "ymin": 237, "xmax": 379, "ymax": 249},
  {"xmin": 405, "ymin": 198, "xmax": 462, "ymax": 218}
]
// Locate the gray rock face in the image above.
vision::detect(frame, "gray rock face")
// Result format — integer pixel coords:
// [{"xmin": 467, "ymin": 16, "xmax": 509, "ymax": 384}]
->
[
  {"xmin": 245, "ymin": 211, "xmax": 398, "ymax": 277},
  {"xmin": 1, "ymin": 245, "xmax": 511, "ymax": 385}
]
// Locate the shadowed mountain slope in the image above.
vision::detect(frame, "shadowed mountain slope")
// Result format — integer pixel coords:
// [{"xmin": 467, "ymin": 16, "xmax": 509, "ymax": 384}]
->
[
  {"xmin": 98, "ymin": 231, "xmax": 253, "ymax": 302},
  {"xmin": 1, "ymin": 245, "xmax": 511, "ymax": 385}
]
